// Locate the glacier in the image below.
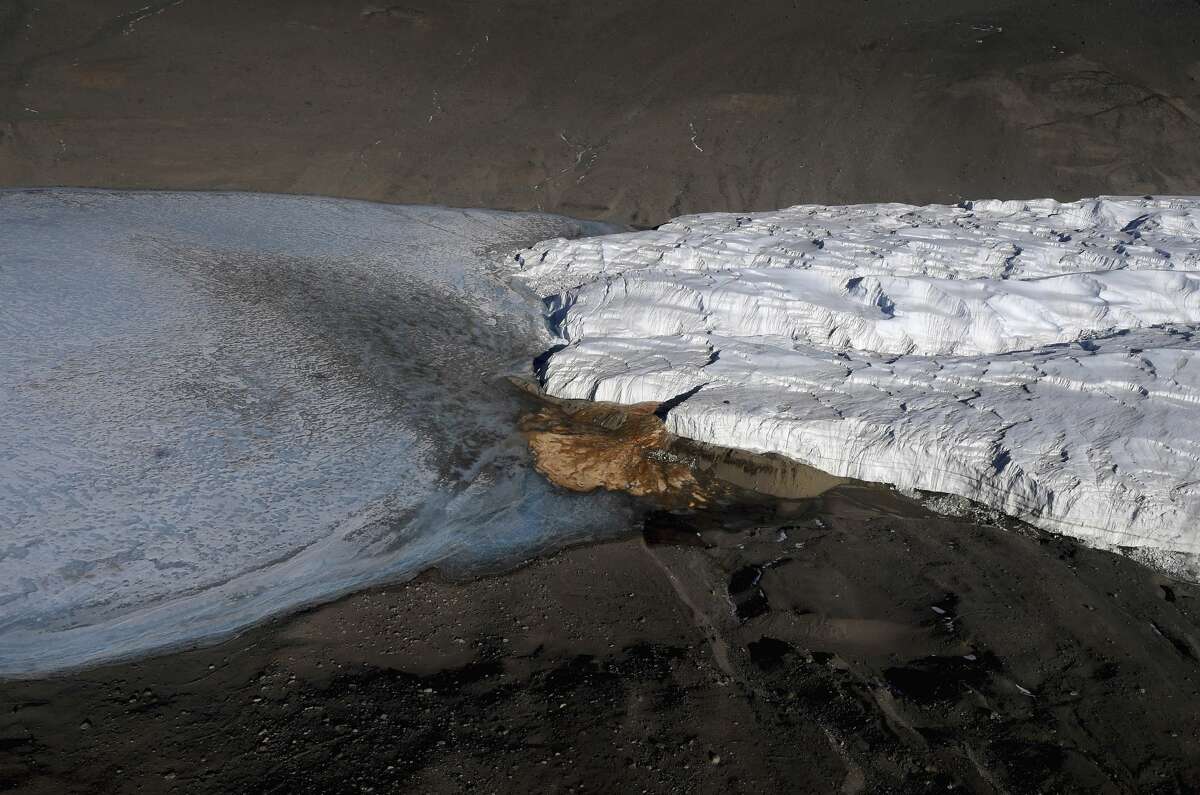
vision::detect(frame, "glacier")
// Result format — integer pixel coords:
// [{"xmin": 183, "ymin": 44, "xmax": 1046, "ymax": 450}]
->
[
  {"xmin": 0, "ymin": 189, "xmax": 629, "ymax": 676},
  {"xmin": 515, "ymin": 197, "xmax": 1200, "ymax": 559}
]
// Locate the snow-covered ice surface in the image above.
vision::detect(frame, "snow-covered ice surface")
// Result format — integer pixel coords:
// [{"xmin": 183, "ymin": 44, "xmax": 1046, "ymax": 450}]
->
[
  {"xmin": 0, "ymin": 189, "xmax": 628, "ymax": 677},
  {"xmin": 516, "ymin": 197, "xmax": 1200, "ymax": 562}
]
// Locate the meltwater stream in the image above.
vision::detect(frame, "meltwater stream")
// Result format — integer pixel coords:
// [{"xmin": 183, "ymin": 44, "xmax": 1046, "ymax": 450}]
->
[{"xmin": 0, "ymin": 189, "xmax": 630, "ymax": 677}]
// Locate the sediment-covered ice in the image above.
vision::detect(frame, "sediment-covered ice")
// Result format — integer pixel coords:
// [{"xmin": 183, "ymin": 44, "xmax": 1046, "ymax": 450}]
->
[
  {"xmin": 516, "ymin": 197, "xmax": 1200, "ymax": 556},
  {"xmin": 0, "ymin": 189, "xmax": 627, "ymax": 676}
]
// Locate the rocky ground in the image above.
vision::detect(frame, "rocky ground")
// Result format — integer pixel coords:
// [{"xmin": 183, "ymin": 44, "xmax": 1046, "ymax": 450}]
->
[{"xmin": 3, "ymin": 435, "xmax": 1200, "ymax": 793}]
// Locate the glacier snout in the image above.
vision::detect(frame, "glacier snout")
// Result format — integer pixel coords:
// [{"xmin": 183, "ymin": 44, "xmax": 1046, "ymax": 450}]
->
[{"xmin": 515, "ymin": 196, "xmax": 1200, "ymax": 557}]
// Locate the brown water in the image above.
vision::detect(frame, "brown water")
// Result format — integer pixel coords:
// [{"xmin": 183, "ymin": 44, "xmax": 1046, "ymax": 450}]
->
[{"xmin": 513, "ymin": 379, "xmax": 850, "ymax": 510}]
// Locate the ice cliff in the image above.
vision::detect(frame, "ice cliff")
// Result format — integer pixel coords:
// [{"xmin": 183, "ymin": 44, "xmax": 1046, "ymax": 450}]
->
[{"xmin": 515, "ymin": 197, "xmax": 1200, "ymax": 556}]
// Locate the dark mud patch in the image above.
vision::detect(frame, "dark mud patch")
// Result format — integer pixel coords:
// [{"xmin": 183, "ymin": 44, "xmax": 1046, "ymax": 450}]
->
[{"xmin": 883, "ymin": 651, "xmax": 1001, "ymax": 703}]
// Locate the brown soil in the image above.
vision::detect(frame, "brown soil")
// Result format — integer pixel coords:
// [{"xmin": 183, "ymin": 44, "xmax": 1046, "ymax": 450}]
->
[{"xmin": 2, "ymin": 1, "xmax": 1200, "ymax": 225}]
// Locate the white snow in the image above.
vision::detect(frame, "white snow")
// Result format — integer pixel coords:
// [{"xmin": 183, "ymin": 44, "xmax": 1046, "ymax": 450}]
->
[
  {"xmin": 0, "ymin": 189, "xmax": 627, "ymax": 676},
  {"xmin": 515, "ymin": 197, "xmax": 1200, "ymax": 557}
]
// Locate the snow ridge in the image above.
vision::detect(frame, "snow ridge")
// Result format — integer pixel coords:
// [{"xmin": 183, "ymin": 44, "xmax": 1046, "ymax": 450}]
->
[{"xmin": 515, "ymin": 197, "xmax": 1200, "ymax": 555}]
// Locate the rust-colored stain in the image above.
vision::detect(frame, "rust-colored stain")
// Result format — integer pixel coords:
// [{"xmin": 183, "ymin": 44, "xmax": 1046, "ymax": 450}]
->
[
  {"xmin": 520, "ymin": 398, "xmax": 703, "ymax": 502},
  {"xmin": 515, "ymin": 380, "xmax": 848, "ymax": 507}
]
